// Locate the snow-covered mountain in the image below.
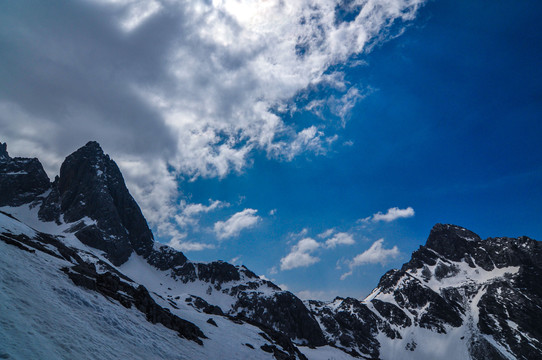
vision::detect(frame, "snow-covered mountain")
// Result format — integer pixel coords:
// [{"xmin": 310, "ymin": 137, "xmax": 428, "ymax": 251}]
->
[{"xmin": 1, "ymin": 141, "xmax": 540, "ymax": 360}]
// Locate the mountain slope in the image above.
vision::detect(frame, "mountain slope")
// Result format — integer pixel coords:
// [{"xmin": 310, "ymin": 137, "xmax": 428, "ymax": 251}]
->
[{"xmin": 1, "ymin": 140, "xmax": 541, "ymax": 360}]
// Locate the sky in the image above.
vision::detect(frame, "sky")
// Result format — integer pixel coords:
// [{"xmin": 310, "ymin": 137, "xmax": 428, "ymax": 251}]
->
[{"xmin": 1, "ymin": 0, "xmax": 541, "ymax": 300}]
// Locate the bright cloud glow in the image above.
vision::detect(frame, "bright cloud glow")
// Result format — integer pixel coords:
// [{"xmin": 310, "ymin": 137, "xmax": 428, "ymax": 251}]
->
[
  {"xmin": 341, "ymin": 239, "xmax": 399, "ymax": 279},
  {"xmin": 280, "ymin": 238, "xmax": 321, "ymax": 271},
  {"xmin": 214, "ymin": 208, "xmax": 261, "ymax": 240}
]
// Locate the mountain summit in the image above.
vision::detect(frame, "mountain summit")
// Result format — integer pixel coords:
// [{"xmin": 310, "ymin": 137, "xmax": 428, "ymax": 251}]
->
[
  {"xmin": 38, "ymin": 141, "xmax": 155, "ymax": 265},
  {"xmin": 0, "ymin": 141, "xmax": 540, "ymax": 360}
]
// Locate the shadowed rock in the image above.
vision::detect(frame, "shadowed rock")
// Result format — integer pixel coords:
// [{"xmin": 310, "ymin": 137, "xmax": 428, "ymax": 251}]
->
[
  {"xmin": 39, "ymin": 141, "xmax": 157, "ymax": 266},
  {"xmin": 0, "ymin": 142, "xmax": 50, "ymax": 207}
]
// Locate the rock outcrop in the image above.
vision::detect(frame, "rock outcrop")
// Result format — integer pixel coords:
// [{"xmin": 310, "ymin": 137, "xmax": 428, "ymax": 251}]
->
[{"xmin": 0, "ymin": 142, "xmax": 50, "ymax": 207}]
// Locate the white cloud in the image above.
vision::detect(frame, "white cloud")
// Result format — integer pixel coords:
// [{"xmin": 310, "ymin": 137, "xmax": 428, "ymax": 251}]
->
[
  {"xmin": 214, "ymin": 208, "xmax": 261, "ymax": 240},
  {"xmin": 325, "ymin": 232, "xmax": 355, "ymax": 248},
  {"xmin": 269, "ymin": 209, "xmax": 277, "ymax": 216},
  {"xmin": 362, "ymin": 206, "xmax": 415, "ymax": 223},
  {"xmin": 167, "ymin": 237, "xmax": 215, "ymax": 252},
  {"xmin": 296, "ymin": 290, "xmax": 335, "ymax": 301},
  {"xmin": 280, "ymin": 229, "xmax": 355, "ymax": 270},
  {"xmin": 0, "ymin": 0, "xmax": 424, "ymax": 244},
  {"xmin": 341, "ymin": 239, "xmax": 399, "ymax": 279},
  {"xmin": 175, "ymin": 199, "xmax": 228, "ymax": 228},
  {"xmin": 318, "ymin": 228, "xmax": 335, "ymax": 239},
  {"xmin": 280, "ymin": 237, "xmax": 321, "ymax": 270}
]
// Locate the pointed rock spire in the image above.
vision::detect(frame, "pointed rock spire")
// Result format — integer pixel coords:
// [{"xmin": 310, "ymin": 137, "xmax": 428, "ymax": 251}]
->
[
  {"xmin": 0, "ymin": 142, "xmax": 9, "ymax": 161},
  {"xmin": 40, "ymin": 141, "xmax": 159, "ymax": 266}
]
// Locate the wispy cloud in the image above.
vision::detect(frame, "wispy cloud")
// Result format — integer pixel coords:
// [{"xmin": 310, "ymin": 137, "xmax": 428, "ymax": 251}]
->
[
  {"xmin": 296, "ymin": 289, "xmax": 336, "ymax": 301},
  {"xmin": 341, "ymin": 239, "xmax": 399, "ymax": 280},
  {"xmin": 360, "ymin": 206, "xmax": 415, "ymax": 223},
  {"xmin": 214, "ymin": 208, "xmax": 261, "ymax": 240},
  {"xmin": 175, "ymin": 199, "xmax": 228, "ymax": 228},
  {"xmin": 167, "ymin": 238, "xmax": 215, "ymax": 252},
  {"xmin": 318, "ymin": 228, "xmax": 335, "ymax": 239}
]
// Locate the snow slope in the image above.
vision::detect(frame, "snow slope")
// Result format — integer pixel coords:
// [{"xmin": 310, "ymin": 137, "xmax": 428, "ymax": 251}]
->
[{"xmin": 0, "ymin": 212, "xmax": 296, "ymax": 360}]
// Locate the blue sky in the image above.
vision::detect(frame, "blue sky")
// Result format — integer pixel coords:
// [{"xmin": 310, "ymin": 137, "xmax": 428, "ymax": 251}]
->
[
  {"xmin": 170, "ymin": 0, "xmax": 542, "ymax": 298},
  {"xmin": 1, "ymin": 0, "xmax": 541, "ymax": 300}
]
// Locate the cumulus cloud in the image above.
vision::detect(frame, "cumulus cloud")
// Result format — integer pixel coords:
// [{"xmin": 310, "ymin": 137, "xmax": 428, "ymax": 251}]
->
[
  {"xmin": 341, "ymin": 239, "xmax": 399, "ymax": 279},
  {"xmin": 0, "ymin": 0, "xmax": 424, "ymax": 244},
  {"xmin": 325, "ymin": 232, "xmax": 355, "ymax": 248},
  {"xmin": 361, "ymin": 206, "xmax": 415, "ymax": 223},
  {"xmin": 214, "ymin": 208, "xmax": 261, "ymax": 240},
  {"xmin": 280, "ymin": 237, "xmax": 321, "ymax": 271},
  {"xmin": 280, "ymin": 229, "xmax": 356, "ymax": 270}
]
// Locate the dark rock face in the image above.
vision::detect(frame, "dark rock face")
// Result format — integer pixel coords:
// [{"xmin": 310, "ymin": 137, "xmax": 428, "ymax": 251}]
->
[
  {"xmin": 425, "ymin": 223, "xmax": 481, "ymax": 262},
  {"xmin": 0, "ymin": 142, "xmax": 50, "ymax": 207},
  {"xmin": 39, "ymin": 141, "xmax": 155, "ymax": 266},
  {"xmin": 371, "ymin": 299, "xmax": 411, "ymax": 328},
  {"xmin": 146, "ymin": 244, "xmax": 187, "ymax": 271},
  {"xmin": 233, "ymin": 291, "xmax": 326, "ymax": 347},
  {"xmin": 171, "ymin": 261, "xmax": 261, "ymax": 285},
  {"xmin": 478, "ymin": 268, "xmax": 542, "ymax": 360},
  {"xmin": 170, "ymin": 259, "xmax": 321, "ymax": 346},
  {"xmin": 307, "ymin": 297, "xmax": 383, "ymax": 358}
]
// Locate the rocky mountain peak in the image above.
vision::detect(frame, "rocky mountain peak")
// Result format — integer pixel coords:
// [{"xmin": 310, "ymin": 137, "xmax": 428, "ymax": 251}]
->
[
  {"xmin": 81, "ymin": 140, "xmax": 103, "ymax": 153},
  {"xmin": 39, "ymin": 141, "xmax": 157, "ymax": 266},
  {"xmin": 0, "ymin": 142, "xmax": 9, "ymax": 161},
  {"xmin": 425, "ymin": 223, "xmax": 481, "ymax": 261},
  {"xmin": 0, "ymin": 142, "xmax": 50, "ymax": 206}
]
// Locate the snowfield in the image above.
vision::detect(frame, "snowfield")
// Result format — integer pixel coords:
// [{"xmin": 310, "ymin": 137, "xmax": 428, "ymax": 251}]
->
[{"xmin": 0, "ymin": 212, "xmax": 290, "ymax": 360}]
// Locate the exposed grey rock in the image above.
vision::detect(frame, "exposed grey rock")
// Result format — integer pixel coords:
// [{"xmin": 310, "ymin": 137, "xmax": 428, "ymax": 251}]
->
[
  {"xmin": 0, "ymin": 142, "xmax": 50, "ymax": 207},
  {"xmin": 233, "ymin": 291, "xmax": 326, "ymax": 347},
  {"xmin": 38, "ymin": 141, "xmax": 156, "ymax": 266}
]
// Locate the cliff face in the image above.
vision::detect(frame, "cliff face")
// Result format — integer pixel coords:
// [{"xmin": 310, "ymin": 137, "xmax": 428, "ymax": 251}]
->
[{"xmin": 0, "ymin": 142, "xmax": 50, "ymax": 207}]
